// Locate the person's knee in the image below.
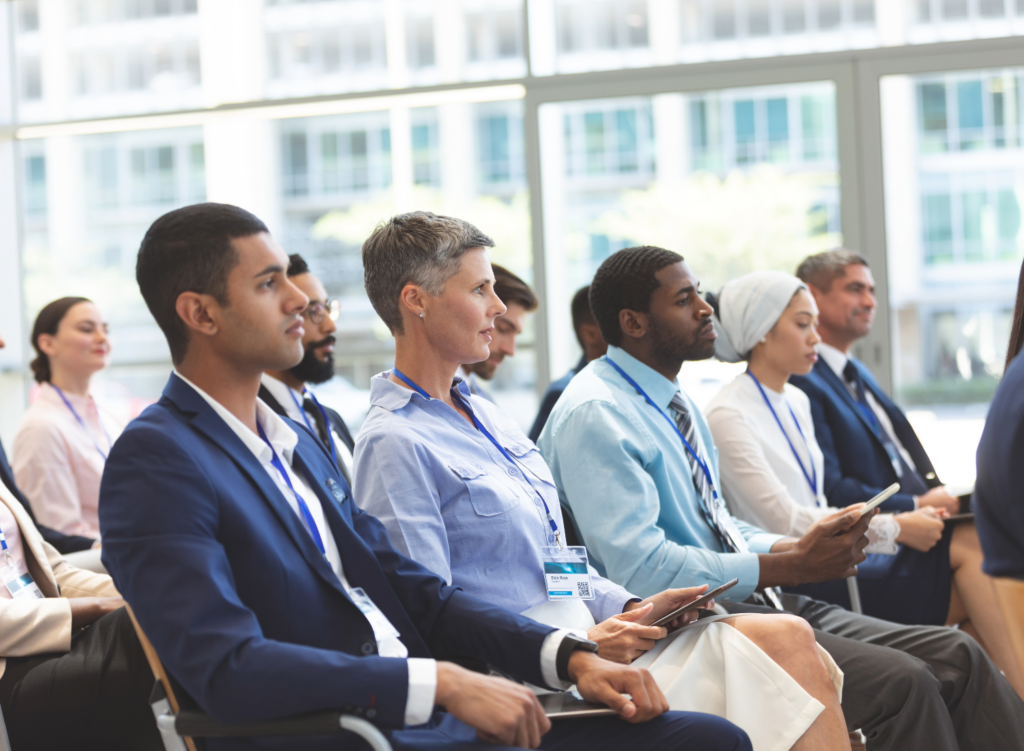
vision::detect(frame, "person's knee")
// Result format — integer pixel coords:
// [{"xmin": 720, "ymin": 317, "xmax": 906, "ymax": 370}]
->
[{"xmin": 658, "ymin": 711, "xmax": 753, "ymax": 751}]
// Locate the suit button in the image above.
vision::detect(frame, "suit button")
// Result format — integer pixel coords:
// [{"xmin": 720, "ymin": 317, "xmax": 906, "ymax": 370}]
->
[
  {"xmin": 365, "ymin": 708, "xmax": 377, "ymax": 719},
  {"xmin": 360, "ymin": 641, "xmax": 376, "ymax": 655}
]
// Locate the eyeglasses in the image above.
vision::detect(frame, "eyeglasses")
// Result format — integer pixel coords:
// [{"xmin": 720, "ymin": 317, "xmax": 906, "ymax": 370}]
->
[{"xmin": 303, "ymin": 299, "xmax": 341, "ymax": 325}]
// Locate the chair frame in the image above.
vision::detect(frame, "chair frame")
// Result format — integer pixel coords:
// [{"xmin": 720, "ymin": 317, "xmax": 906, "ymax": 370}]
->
[{"xmin": 126, "ymin": 606, "xmax": 392, "ymax": 751}]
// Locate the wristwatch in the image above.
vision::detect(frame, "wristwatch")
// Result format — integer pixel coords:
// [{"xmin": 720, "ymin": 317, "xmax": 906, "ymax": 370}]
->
[{"xmin": 555, "ymin": 633, "xmax": 600, "ymax": 682}]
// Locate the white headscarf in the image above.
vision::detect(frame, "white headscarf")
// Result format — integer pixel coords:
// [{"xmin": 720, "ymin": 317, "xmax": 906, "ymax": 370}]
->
[{"xmin": 711, "ymin": 271, "xmax": 807, "ymax": 363}]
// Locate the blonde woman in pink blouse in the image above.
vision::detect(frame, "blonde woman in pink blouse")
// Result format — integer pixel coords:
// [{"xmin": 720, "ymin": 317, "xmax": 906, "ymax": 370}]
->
[{"xmin": 12, "ymin": 298, "xmax": 123, "ymax": 540}]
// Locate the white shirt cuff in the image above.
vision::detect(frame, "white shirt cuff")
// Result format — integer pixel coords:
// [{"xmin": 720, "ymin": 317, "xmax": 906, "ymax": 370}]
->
[
  {"xmin": 913, "ymin": 496, "xmax": 919, "ymax": 509},
  {"xmin": 539, "ymin": 628, "xmax": 588, "ymax": 691},
  {"xmin": 403, "ymin": 658, "xmax": 437, "ymax": 726}
]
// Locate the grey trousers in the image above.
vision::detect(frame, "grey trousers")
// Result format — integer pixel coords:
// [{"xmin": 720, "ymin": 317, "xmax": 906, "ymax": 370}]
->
[{"xmin": 723, "ymin": 594, "xmax": 1024, "ymax": 751}]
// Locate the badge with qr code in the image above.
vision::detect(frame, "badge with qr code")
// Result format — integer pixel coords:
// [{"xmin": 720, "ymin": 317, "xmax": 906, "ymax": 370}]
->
[{"xmin": 542, "ymin": 546, "xmax": 594, "ymax": 601}]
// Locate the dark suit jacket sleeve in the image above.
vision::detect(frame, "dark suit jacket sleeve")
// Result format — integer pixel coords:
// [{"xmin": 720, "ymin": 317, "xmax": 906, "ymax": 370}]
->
[
  {"xmin": 800, "ymin": 378, "xmax": 916, "ymax": 513},
  {"xmin": 346, "ymin": 500, "xmax": 557, "ymax": 690},
  {"xmin": 101, "ymin": 423, "xmax": 420, "ymax": 727},
  {"xmin": 529, "ymin": 386, "xmax": 563, "ymax": 444}
]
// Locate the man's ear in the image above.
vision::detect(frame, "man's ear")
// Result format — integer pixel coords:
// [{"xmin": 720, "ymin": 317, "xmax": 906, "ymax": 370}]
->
[
  {"xmin": 806, "ymin": 283, "xmax": 826, "ymax": 303},
  {"xmin": 579, "ymin": 322, "xmax": 604, "ymax": 347},
  {"xmin": 619, "ymin": 309, "xmax": 648, "ymax": 341},
  {"xmin": 175, "ymin": 292, "xmax": 221, "ymax": 339}
]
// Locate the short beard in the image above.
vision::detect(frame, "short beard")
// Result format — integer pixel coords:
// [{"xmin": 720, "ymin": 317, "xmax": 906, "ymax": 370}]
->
[
  {"xmin": 289, "ymin": 340, "xmax": 335, "ymax": 385},
  {"xmin": 648, "ymin": 315, "xmax": 715, "ymax": 371}
]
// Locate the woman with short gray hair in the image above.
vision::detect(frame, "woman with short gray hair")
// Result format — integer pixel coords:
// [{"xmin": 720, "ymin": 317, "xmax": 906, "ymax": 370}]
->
[{"xmin": 353, "ymin": 211, "xmax": 852, "ymax": 751}]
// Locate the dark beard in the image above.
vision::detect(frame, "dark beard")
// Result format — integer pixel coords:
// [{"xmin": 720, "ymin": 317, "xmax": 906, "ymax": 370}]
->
[
  {"xmin": 289, "ymin": 338, "xmax": 336, "ymax": 385},
  {"xmin": 649, "ymin": 315, "xmax": 715, "ymax": 369}
]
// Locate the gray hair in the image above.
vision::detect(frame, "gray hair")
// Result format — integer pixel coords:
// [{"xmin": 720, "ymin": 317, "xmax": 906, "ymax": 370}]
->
[
  {"xmin": 362, "ymin": 211, "xmax": 495, "ymax": 334},
  {"xmin": 795, "ymin": 248, "xmax": 869, "ymax": 292}
]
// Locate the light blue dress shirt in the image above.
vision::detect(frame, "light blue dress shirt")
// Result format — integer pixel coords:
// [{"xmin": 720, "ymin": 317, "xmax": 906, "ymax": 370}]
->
[
  {"xmin": 353, "ymin": 372, "xmax": 635, "ymax": 624},
  {"xmin": 537, "ymin": 346, "xmax": 784, "ymax": 601}
]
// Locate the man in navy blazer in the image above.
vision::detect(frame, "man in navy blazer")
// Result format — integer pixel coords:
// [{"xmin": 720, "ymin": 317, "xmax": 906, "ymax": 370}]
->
[
  {"xmin": 791, "ymin": 250, "xmax": 960, "ymax": 516},
  {"xmin": 99, "ymin": 203, "xmax": 750, "ymax": 751}
]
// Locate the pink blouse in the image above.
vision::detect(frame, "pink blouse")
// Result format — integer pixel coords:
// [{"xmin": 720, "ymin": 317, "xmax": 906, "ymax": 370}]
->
[{"xmin": 11, "ymin": 383, "xmax": 123, "ymax": 539}]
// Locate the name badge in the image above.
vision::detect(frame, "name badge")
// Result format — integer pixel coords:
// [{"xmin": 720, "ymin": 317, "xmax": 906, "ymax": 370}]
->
[
  {"xmin": 2, "ymin": 558, "xmax": 44, "ymax": 601},
  {"xmin": 349, "ymin": 587, "xmax": 401, "ymax": 643},
  {"xmin": 326, "ymin": 478, "xmax": 348, "ymax": 503},
  {"xmin": 542, "ymin": 546, "xmax": 594, "ymax": 601}
]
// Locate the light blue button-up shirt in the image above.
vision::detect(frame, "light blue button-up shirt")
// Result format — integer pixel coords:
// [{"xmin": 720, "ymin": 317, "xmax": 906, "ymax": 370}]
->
[
  {"xmin": 353, "ymin": 372, "xmax": 635, "ymax": 624},
  {"xmin": 537, "ymin": 346, "xmax": 784, "ymax": 601}
]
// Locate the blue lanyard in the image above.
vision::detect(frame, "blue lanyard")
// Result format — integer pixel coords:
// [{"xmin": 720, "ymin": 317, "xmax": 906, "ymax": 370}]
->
[
  {"xmin": 52, "ymin": 385, "xmax": 113, "ymax": 461},
  {"xmin": 0, "ymin": 527, "xmax": 12, "ymax": 566},
  {"xmin": 256, "ymin": 421, "xmax": 327, "ymax": 557},
  {"xmin": 287, "ymin": 387, "xmax": 339, "ymax": 466},
  {"xmin": 391, "ymin": 368, "xmax": 563, "ymax": 550},
  {"xmin": 745, "ymin": 371, "xmax": 819, "ymax": 497},
  {"xmin": 604, "ymin": 356, "xmax": 719, "ymax": 500}
]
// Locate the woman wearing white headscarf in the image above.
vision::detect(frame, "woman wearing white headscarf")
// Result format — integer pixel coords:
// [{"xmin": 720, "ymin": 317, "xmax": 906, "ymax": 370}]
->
[{"xmin": 704, "ymin": 272, "xmax": 1018, "ymax": 678}]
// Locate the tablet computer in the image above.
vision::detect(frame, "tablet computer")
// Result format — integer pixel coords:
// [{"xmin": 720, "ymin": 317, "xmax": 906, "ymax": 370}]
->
[{"xmin": 650, "ymin": 578, "xmax": 739, "ymax": 629}]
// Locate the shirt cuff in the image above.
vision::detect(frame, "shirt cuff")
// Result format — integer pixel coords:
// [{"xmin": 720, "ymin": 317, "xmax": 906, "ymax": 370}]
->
[
  {"xmin": 710, "ymin": 551, "xmax": 763, "ymax": 603},
  {"xmin": 540, "ymin": 628, "xmax": 587, "ymax": 691},
  {"xmin": 745, "ymin": 532, "xmax": 786, "ymax": 554},
  {"xmin": 403, "ymin": 658, "xmax": 437, "ymax": 726},
  {"xmin": 913, "ymin": 496, "xmax": 919, "ymax": 509}
]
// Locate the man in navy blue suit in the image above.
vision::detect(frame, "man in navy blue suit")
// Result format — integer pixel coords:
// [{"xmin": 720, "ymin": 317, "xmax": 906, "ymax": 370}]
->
[
  {"xmin": 99, "ymin": 203, "xmax": 750, "ymax": 751},
  {"xmin": 791, "ymin": 250, "xmax": 960, "ymax": 516}
]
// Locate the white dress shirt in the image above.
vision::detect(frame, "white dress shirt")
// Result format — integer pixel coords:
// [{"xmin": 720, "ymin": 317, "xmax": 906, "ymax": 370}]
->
[
  {"xmin": 816, "ymin": 344, "xmax": 919, "ymax": 477},
  {"xmin": 260, "ymin": 374, "xmax": 355, "ymax": 480},
  {"xmin": 706, "ymin": 374, "xmax": 900, "ymax": 554},
  {"xmin": 174, "ymin": 372, "xmax": 436, "ymax": 724}
]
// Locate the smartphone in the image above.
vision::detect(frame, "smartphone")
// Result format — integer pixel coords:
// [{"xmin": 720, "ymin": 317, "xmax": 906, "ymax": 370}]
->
[
  {"xmin": 650, "ymin": 578, "xmax": 739, "ymax": 629},
  {"xmin": 859, "ymin": 483, "xmax": 901, "ymax": 517}
]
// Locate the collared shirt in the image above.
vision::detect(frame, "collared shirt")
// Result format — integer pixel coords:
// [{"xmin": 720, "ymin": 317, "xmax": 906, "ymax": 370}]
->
[
  {"xmin": 173, "ymin": 371, "xmax": 436, "ymax": 725},
  {"xmin": 0, "ymin": 500, "xmax": 27, "ymax": 601},
  {"xmin": 458, "ymin": 369, "xmax": 495, "ymax": 403},
  {"xmin": 12, "ymin": 383, "xmax": 123, "ymax": 539},
  {"xmin": 354, "ymin": 371, "xmax": 606, "ymax": 690},
  {"xmin": 259, "ymin": 374, "xmax": 354, "ymax": 478},
  {"xmin": 538, "ymin": 346, "xmax": 784, "ymax": 601},
  {"xmin": 816, "ymin": 343, "xmax": 920, "ymax": 482}
]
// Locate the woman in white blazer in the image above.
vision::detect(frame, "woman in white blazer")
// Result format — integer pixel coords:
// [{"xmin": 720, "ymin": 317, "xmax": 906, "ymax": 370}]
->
[{"xmin": 0, "ymin": 482, "xmax": 160, "ymax": 749}]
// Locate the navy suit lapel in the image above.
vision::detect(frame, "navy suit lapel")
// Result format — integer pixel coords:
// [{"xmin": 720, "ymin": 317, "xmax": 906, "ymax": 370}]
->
[
  {"xmin": 163, "ymin": 375, "xmax": 350, "ymax": 599},
  {"xmin": 813, "ymin": 361, "xmax": 890, "ymax": 449}
]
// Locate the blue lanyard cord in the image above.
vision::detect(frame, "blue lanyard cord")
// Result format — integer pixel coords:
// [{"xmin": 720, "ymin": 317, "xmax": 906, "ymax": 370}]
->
[
  {"xmin": 287, "ymin": 388, "xmax": 339, "ymax": 466},
  {"xmin": 0, "ymin": 529, "xmax": 12, "ymax": 566},
  {"xmin": 603, "ymin": 357, "xmax": 719, "ymax": 500},
  {"xmin": 52, "ymin": 385, "xmax": 113, "ymax": 461},
  {"xmin": 256, "ymin": 421, "xmax": 327, "ymax": 557},
  {"xmin": 391, "ymin": 368, "xmax": 563, "ymax": 549},
  {"xmin": 745, "ymin": 371, "xmax": 819, "ymax": 496}
]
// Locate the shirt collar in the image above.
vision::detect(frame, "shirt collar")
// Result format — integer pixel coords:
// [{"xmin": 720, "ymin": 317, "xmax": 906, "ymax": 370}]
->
[
  {"xmin": 603, "ymin": 345, "xmax": 681, "ymax": 410},
  {"xmin": 174, "ymin": 370, "xmax": 299, "ymax": 464},
  {"xmin": 816, "ymin": 342, "xmax": 848, "ymax": 380},
  {"xmin": 369, "ymin": 370, "xmax": 471, "ymax": 411},
  {"xmin": 260, "ymin": 373, "xmax": 305, "ymax": 421}
]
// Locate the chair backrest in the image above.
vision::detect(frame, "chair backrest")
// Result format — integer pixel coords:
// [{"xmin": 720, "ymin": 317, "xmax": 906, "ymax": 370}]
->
[
  {"xmin": 126, "ymin": 606, "xmax": 200, "ymax": 751},
  {"xmin": 993, "ymin": 577, "xmax": 1024, "ymax": 683},
  {"xmin": 560, "ymin": 502, "xmax": 583, "ymax": 548}
]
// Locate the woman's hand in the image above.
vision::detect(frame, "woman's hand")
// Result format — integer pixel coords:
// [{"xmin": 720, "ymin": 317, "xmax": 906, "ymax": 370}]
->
[
  {"xmin": 587, "ymin": 604, "xmax": 666, "ymax": 664},
  {"xmin": 69, "ymin": 597, "xmax": 125, "ymax": 629},
  {"xmin": 895, "ymin": 508, "xmax": 946, "ymax": 552}
]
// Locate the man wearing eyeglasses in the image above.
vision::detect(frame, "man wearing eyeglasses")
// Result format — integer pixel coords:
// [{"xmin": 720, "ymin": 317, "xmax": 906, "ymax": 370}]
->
[{"xmin": 260, "ymin": 254, "xmax": 356, "ymax": 483}]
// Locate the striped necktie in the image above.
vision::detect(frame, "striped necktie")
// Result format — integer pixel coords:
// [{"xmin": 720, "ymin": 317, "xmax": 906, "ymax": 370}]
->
[{"xmin": 669, "ymin": 392, "xmax": 784, "ymax": 610}]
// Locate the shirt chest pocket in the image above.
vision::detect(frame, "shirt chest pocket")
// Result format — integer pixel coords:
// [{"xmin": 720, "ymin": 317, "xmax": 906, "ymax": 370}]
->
[
  {"xmin": 448, "ymin": 461, "xmax": 521, "ymax": 518},
  {"xmin": 501, "ymin": 440, "xmax": 558, "ymax": 489}
]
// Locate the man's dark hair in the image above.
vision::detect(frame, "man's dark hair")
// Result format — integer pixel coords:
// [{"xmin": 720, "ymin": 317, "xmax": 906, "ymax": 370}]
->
[
  {"xmin": 589, "ymin": 246, "xmax": 684, "ymax": 347},
  {"xmin": 493, "ymin": 264, "xmax": 539, "ymax": 312},
  {"xmin": 287, "ymin": 253, "xmax": 310, "ymax": 278},
  {"xmin": 570, "ymin": 286, "xmax": 595, "ymax": 349},
  {"xmin": 795, "ymin": 249, "xmax": 869, "ymax": 292},
  {"xmin": 137, "ymin": 203, "xmax": 268, "ymax": 363}
]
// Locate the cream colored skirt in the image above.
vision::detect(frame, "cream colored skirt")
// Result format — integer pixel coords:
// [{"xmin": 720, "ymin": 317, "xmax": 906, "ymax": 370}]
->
[{"xmin": 523, "ymin": 601, "xmax": 844, "ymax": 751}]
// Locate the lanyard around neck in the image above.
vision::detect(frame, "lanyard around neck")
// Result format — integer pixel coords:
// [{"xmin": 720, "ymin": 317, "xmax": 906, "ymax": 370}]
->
[
  {"xmin": 287, "ymin": 387, "xmax": 338, "ymax": 466},
  {"xmin": 604, "ymin": 356, "xmax": 719, "ymax": 500},
  {"xmin": 745, "ymin": 371, "xmax": 819, "ymax": 497},
  {"xmin": 391, "ymin": 367, "xmax": 563, "ymax": 550},
  {"xmin": 52, "ymin": 384, "xmax": 112, "ymax": 461},
  {"xmin": 0, "ymin": 527, "xmax": 13, "ymax": 567},
  {"xmin": 256, "ymin": 421, "xmax": 327, "ymax": 557}
]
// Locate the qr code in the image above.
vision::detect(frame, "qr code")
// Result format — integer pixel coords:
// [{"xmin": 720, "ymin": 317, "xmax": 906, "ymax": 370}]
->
[{"xmin": 576, "ymin": 581, "xmax": 591, "ymax": 598}]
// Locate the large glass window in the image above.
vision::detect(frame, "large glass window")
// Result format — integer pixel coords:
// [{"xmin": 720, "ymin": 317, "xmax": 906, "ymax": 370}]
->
[
  {"xmin": 539, "ymin": 81, "xmax": 840, "ymax": 404},
  {"xmin": 882, "ymin": 66, "xmax": 1024, "ymax": 485}
]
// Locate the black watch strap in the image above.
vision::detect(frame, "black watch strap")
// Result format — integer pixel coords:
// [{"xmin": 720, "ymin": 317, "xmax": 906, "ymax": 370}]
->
[{"xmin": 555, "ymin": 633, "xmax": 599, "ymax": 683}]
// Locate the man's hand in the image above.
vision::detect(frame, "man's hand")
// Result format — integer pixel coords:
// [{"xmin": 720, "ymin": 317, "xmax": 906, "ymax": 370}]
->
[
  {"xmin": 895, "ymin": 508, "xmax": 945, "ymax": 552},
  {"xmin": 759, "ymin": 510, "xmax": 872, "ymax": 588},
  {"xmin": 436, "ymin": 663, "xmax": 550, "ymax": 748},
  {"xmin": 915, "ymin": 486, "xmax": 960, "ymax": 515},
  {"xmin": 588, "ymin": 604, "xmax": 666, "ymax": 664},
  {"xmin": 69, "ymin": 597, "xmax": 125, "ymax": 629},
  {"xmin": 568, "ymin": 651, "xmax": 669, "ymax": 723}
]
